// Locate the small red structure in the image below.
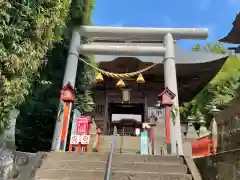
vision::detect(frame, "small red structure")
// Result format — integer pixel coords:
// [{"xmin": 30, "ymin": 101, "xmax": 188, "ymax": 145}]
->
[
  {"xmin": 59, "ymin": 83, "xmax": 76, "ymax": 150},
  {"xmin": 192, "ymin": 137, "xmax": 216, "ymax": 157},
  {"xmin": 157, "ymin": 87, "xmax": 176, "ymax": 106},
  {"xmin": 96, "ymin": 128, "xmax": 102, "ymax": 152},
  {"xmin": 60, "ymin": 83, "xmax": 76, "ymax": 102},
  {"xmin": 157, "ymin": 87, "xmax": 175, "ymax": 153}
]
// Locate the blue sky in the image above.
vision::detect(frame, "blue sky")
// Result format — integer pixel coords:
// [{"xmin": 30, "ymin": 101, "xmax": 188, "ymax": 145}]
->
[{"xmin": 93, "ymin": 0, "xmax": 239, "ymax": 50}]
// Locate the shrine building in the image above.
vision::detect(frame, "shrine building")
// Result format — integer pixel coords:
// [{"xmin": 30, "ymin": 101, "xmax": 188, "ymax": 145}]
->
[{"xmin": 90, "ymin": 38, "xmax": 228, "ymax": 135}]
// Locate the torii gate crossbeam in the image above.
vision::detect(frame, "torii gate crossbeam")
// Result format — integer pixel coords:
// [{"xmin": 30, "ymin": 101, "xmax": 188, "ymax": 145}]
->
[
  {"xmin": 51, "ymin": 26, "xmax": 208, "ymax": 156},
  {"xmin": 78, "ymin": 26, "xmax": 208, "ymax": 40}
]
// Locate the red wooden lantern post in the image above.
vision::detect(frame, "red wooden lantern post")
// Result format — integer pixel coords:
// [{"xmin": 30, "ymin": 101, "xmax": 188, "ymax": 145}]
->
[
  {"xmin": 96, "ymin": 128, "xmax": 102, "ymax": 152},
  {"xmin": 86, "ymin": 116, "xmax": 93, "ymax": 152},
  {"xmin": 60, "ymin": 83, "xmax": 76, "ymax": 151},
  {"xmin": 157, "ymin": 87, "xmax": 175, "ymax": 154}
]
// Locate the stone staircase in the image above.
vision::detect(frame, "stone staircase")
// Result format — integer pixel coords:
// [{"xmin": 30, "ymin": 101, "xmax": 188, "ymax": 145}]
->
[
  {"xmin": 100, "ymin": 135, "xmax": 140, "ymax": 153},
  {"xmin": 35, "ymin": 152, "xmax": 193, "ymax": 180}
]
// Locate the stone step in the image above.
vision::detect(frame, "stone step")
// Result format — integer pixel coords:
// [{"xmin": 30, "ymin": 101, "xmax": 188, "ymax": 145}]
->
[
  {"xmin": 100, "ymin": 145, "xmax": 140, "ymax": 149},
  {"xmin": 100, "ymin": 146, "xmax": 140, "ymax": 151},
  {"xmin": 100, "ymin": 136, "xmax": 140, "ymax": 142},
  {"xmin": 36, "ymin": 169, "xmax": 192, "ymax": 180},
  {"xmin": 100, "ymin": 143, "xmax": 140, "ymax": 148},
  {"xmin": 115, "ymin": 149, "xmax": 140, "ymax": 154},
  {"xmin": 44, "ymin": 152, "xmax": 184, "ymax": 164},
  {"xmin": 100, "ymin": 144, "xmax": 141, "ymax": 149},
  {"xmin": 40, "ymin": 161, "xmax": 188, "ymax": 173},
  {"xmin": 101, "ymin": 143, "xmax": 141, "ymax": 147}
]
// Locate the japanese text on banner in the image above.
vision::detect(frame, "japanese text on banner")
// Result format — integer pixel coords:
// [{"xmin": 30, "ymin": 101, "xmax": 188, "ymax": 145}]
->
[{"xmin": 76, "ymin": 116, "xmax": 89, "ymax": 134}]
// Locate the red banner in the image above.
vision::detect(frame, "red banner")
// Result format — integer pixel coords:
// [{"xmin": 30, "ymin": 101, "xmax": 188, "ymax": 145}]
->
[{"xmin": 76, "ymin": 116, "xmax": 89, "ymax": 134}]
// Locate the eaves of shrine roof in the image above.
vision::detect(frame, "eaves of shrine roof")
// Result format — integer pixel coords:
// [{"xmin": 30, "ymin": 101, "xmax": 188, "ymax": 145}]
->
[
  {"xmin": 219, "ymin": 13, "xmax": 240, "ymax": 44},
  {"xmin": 93, "ymin": 42, "xmax": 228, "ymax": 64}
]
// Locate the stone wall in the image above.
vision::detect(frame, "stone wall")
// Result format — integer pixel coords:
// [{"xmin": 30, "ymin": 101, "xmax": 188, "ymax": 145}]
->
[
  {"xmin": 215, "ymin": 92, "xmax": 240, "ymax": 152},
  {"xmin": 195, "ymin": 149, "xmax": 240, "ymax": 180}
]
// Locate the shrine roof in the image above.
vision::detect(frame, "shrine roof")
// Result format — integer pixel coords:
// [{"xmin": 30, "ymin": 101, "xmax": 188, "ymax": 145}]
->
[
  {"xmin": 92, "ymin": 41, "xmax": 228, "ymax": 103},
  {"xmin": 219, "ymin": 13, "xmax": 240, "ymax": 44},
  {"xmin": 94, "ymin": 43, "xmax": 227, "ymax": 64}
]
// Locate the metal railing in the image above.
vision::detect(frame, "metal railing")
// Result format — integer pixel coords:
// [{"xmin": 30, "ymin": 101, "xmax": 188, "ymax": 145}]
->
[{"xmin": 104, "ymin": 126, "xmax": 117, "ymax": 180}]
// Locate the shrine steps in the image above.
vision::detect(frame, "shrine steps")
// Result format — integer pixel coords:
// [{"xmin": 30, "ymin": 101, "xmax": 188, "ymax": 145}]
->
[
  {"xmin": 35, "ymin": 152, "xmax": 193, "ymax": 180},
  {"xmin": 100, "ymin": 135, "xmax": 140, "ymax": 153}
]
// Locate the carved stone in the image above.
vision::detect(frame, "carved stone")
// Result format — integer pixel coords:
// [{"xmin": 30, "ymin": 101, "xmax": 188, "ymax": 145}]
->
[{"xmin": 0, "ymin": 148, "xmax": 45, "ymax": 180}]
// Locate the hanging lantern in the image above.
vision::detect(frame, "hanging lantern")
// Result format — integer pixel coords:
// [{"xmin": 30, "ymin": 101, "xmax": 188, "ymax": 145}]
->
[
  {"xmin": 136, "ymin": 73, "xmax": 145, "ymax": 83},
  {"xmin": 116, "ymin": 79, "xmax": 125, "ymax": 88},
  {"xmin": 122, "ymin": 89, "xmax": 131, "ymax": 102},
  {"xmin": 96, "ymin": 72, "xmax": 104, "ymax": 83}
]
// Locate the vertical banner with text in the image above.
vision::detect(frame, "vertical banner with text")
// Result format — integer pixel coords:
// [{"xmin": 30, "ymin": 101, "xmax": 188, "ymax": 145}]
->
[{"xmin": 76, "ymin": 116, "xmax": 89, "ymax": 134}]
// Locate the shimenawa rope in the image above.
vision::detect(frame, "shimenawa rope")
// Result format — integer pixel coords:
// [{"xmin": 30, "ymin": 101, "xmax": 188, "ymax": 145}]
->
[{"xmin": 78, "ymin": 56, "xmax": 162, "ymax": 79}]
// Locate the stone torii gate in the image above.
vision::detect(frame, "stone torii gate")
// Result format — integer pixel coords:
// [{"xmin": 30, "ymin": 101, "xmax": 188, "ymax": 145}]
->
[{"xmin": 51, "ymin": 26, "xmax": 208, "ymax": 155}]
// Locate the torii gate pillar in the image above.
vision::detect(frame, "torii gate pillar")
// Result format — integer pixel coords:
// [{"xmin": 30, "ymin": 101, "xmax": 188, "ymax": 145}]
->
[
  {"xmin": 163, "ymin": 33, "xmax": 183, "ymax": 155},
  {"xmin": 51, "ymin": 30, "xmax": 81, "ymax": 151}
]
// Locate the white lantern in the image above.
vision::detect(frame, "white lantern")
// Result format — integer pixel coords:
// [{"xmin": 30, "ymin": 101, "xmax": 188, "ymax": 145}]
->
[{"xmin": 122, "ymin": 89, "xmax": 131, "ymax": 102}]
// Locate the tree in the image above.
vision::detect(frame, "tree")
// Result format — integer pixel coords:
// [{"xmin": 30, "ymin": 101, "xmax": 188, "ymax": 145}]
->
[
  {"xmin": 180, "ymin": 42, "xmax": 240, "ymax": 124},
  {"xmin": 0, "ymin": 0, "xmax": 69, "ymax": 133},
  {"xmin": 15, "ymin": 0, "xmax": 95, "ymax": 152}
]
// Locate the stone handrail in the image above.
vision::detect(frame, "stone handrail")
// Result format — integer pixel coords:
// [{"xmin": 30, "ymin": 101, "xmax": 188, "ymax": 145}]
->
[
  {"xmin": 184, "ymin": 156, "xmax": 202, "ymax": 180},
  {"xmin": 194, "ymin": 149, "xmax": 240, "ymax": 180},
  {"xmin": 183, "ymin": 142, "xmax": 203, "ymax": 180},
  {"xmin": 206, "ymin": 149, "xmax": 240, "ymax": 162}
]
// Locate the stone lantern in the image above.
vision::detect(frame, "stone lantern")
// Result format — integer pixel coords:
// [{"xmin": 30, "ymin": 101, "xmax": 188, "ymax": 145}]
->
[
  {"xmin": 198, "ymin": 118, "xmax": 211, "ymax": 138},
  {"xmin": 209, "ymin": 106, "xmax": 220, "ymax": 148}
]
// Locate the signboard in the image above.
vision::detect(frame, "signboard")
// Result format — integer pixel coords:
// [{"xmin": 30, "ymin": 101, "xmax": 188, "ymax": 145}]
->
[
  {"xmin": 70, "ymin": 135, "xmax": 81, "ymax": 145},
  {"xmin": 81, "ymin": 135, "xmax": 90, "ymax": 145},
  {"xmin": 140, "ymin": 131, "xmax": 148, "ymax": 155},
  {"xmin": 76, "ymin": 116, "xmax": 89, "ymax": 134},
  {"xmin": 135, "ymin": 128, "xmax": 140, "ymax": 136}
]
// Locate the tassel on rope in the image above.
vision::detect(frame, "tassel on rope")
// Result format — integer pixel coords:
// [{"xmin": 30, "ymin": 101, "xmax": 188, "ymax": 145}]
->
[
  {"xmin": 96, "ymin": 72, "xmax": 104, "ymax": 83},
  {"xmin": 136, "ymin": 73, "xmax": 145, "ymax": 83},
  {"xmin": 116, "ymin": 79, "xmax": 125, "ymax": 88}
]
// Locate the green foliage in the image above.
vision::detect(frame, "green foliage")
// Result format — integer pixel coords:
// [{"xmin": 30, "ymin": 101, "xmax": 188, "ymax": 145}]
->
[
  {"xmin": 192, "ymin": 41, "xmax": 227, "ymax": 54},
  {"xmin": 181, "ymin": 42, "xmax": 240, "ymax": 124},
  {"xmin": 0, "ymin": 0, "xmax": 69, "ymax": 133},
  {"xmin": 15, "ymin": 0, "xmax": 95, "ymax": 152}
]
